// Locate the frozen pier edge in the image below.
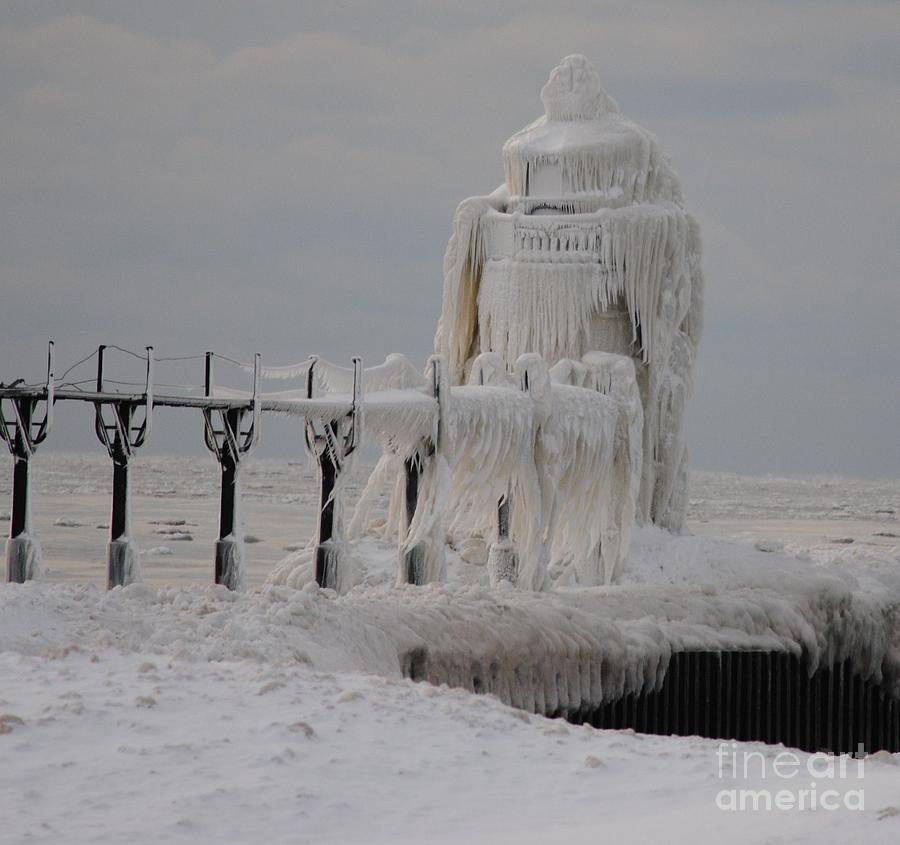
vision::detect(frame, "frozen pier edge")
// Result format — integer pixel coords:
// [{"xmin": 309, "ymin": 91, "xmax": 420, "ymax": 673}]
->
[{"xmin": 376, "ymin": 545, "xmax": 900, "ymax": 752}]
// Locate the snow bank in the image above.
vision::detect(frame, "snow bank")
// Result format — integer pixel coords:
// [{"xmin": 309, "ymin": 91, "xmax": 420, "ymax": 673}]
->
[
  {"xmin": 3, "ymin": 646, "xmax": 894, "ymax": 845},
  {"xmin": 4, "ymin": 527, "xmax": 899, "ymax": 717}
]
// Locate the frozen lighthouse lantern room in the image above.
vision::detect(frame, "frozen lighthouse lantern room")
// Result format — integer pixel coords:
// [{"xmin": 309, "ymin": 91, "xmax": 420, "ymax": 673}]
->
[{"xmin": 437, "ymin": 54, "xmax": 703, "ymax": 536}]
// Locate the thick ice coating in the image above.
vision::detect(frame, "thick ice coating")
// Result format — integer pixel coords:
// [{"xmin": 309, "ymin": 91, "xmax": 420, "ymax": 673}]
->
[{"xmin": 435, "ymin": 54, "xmax": 704, "ymax": 531}]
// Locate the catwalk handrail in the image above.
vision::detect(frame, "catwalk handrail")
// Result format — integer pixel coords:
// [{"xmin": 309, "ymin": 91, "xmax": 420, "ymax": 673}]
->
[
  {"xmin": 0, "ymin": 342, "xmax": 442, "ymax": 590},
  {"xmin": 2, "ymin": 341, "xmax": 634, "ymax": 594}
]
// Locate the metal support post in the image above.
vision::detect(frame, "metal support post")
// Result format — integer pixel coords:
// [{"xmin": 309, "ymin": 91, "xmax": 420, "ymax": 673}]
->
[
  {"xmin": 94, "ymin": 345, "xmax": 153, "ymax": 588},
  {"xmin": 400, "ymin": 355, "xmax": 446, "ymax": 585},
  {"xmin": 202, "ymin": 351, "xmax": 259, "ymax": 590},
  {"xmin": 1, "ymin": 342, "xmax": 54, "ymax": 582},
  {"xmin": 305, "ymin": 356, "xmax": 362, "ymax": 590}
]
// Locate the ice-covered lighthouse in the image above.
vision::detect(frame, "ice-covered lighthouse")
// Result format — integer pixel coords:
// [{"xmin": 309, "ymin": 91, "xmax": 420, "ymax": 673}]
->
[{"xmin": 435, "ymin": 55, "xmax": 704, "ymax": 531}]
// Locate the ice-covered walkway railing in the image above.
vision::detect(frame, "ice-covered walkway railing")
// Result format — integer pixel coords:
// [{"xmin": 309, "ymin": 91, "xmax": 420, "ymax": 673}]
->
[
  {"xmin": 259, "ymin": 349, "xmax": 644, "ymax": 593},
  {"xmin": 1, "ymin": 342, "xmax": 642, "ymax": 595}
]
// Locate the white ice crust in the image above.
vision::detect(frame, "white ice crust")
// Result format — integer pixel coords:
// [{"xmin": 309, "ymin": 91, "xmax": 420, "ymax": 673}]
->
[
  {"xmin": 436, "ymin": 55, "xmax": 703, "ymax": 532},
  {"xmin": 256, "ymin": 350, "xmax": 643, "ymax": 589}
]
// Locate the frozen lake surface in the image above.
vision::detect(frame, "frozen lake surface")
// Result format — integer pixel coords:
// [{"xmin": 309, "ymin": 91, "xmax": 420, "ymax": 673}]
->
[{"xmin": 2, "ymin": 453, "xmax": 896, "ymax": 587}]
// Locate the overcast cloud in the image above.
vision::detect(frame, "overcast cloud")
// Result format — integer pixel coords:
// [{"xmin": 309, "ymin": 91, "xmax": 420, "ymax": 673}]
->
[{"xmin": 1, "ymin": 1, "xmax": 898, "ymax": 477}]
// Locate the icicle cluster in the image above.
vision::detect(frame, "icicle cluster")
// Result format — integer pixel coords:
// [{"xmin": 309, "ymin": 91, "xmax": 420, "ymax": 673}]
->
[
  {"xmin": 259, "ymin": 348, "xmax": 641, "ymax": 591},
  {"xmin": 348, "ymin": 351, "xmax": 641, "ymax": 590},
  {"xmin": 5, "ymin": 534, "xmax": 45, "ymax": 581}
]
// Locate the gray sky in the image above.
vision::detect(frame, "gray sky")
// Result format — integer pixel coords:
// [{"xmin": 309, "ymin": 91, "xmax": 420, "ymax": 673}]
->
[{"xmin": 1, "ymin": 1, "xmax": 898, "ymax": 477}]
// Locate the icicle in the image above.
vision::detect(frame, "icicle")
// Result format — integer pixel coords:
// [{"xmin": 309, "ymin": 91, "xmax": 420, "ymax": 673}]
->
[
  {"xmin": 438, "ymin": 202, "xmax": 701, "ymax": 536},
  {"xmin": 434, "ymin": 187, "xmax": 509, "ymax": 382}
]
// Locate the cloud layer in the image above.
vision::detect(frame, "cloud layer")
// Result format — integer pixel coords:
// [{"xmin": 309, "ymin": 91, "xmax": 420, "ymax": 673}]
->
[{"xmin": 1, "ymin": 2, "xmax": 898, "ymax": 476}]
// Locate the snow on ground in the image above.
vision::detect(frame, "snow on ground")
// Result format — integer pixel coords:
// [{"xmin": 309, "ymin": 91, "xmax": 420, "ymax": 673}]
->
[
  {"xmin": 2, "ymin": 648, "xmax": 900, "ymax": 845},
  {"xmin": 1, "ymin": 454, "xmax": 899, "ymax": 843}
]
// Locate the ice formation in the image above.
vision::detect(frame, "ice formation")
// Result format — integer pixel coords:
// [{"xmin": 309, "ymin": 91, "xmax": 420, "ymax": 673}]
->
[
  {"xmin": 435, "ymin": 54, "xmax": 703, "ymax": 531},
  {"xmin": 259, "ymin": 347, "xmax": 642, "ymax": 590},
  {"xmin": 5, "ymin": 534, "xmax": 44, "ymax": 581},
  {"xmin": 106, "ymin": 486, "xmax": 142, "ymax": 588},
  {"xmin": 215, "ymin": 465, "xmax": 244, "ymax": 592},
  {"xmin": 107, "ymin": 538, "xmax": 142, "ymax": 587}
]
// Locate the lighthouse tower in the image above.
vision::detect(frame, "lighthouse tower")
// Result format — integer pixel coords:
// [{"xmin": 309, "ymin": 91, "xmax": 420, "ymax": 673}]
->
[{"xmin": 435, "ymin": 55, "xmax": 704, "ymax": 530}]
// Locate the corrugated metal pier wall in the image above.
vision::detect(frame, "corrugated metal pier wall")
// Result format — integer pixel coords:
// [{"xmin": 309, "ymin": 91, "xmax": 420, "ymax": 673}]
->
[{"xmin": 577, "ymin": 651, "xmax": 899, "ymax": 754}]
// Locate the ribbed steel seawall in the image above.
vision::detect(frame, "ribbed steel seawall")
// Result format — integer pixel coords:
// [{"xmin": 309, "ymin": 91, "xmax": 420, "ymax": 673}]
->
[{"xmin": 575, "ymin": 651, "xmax": 899, "ymax": 754}]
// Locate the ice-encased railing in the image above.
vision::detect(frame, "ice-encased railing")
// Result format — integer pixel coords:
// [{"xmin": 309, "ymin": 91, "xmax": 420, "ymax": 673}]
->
[{"xmin": 255, "ymin": 349, "xmax": 643, "ymax": 590}]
